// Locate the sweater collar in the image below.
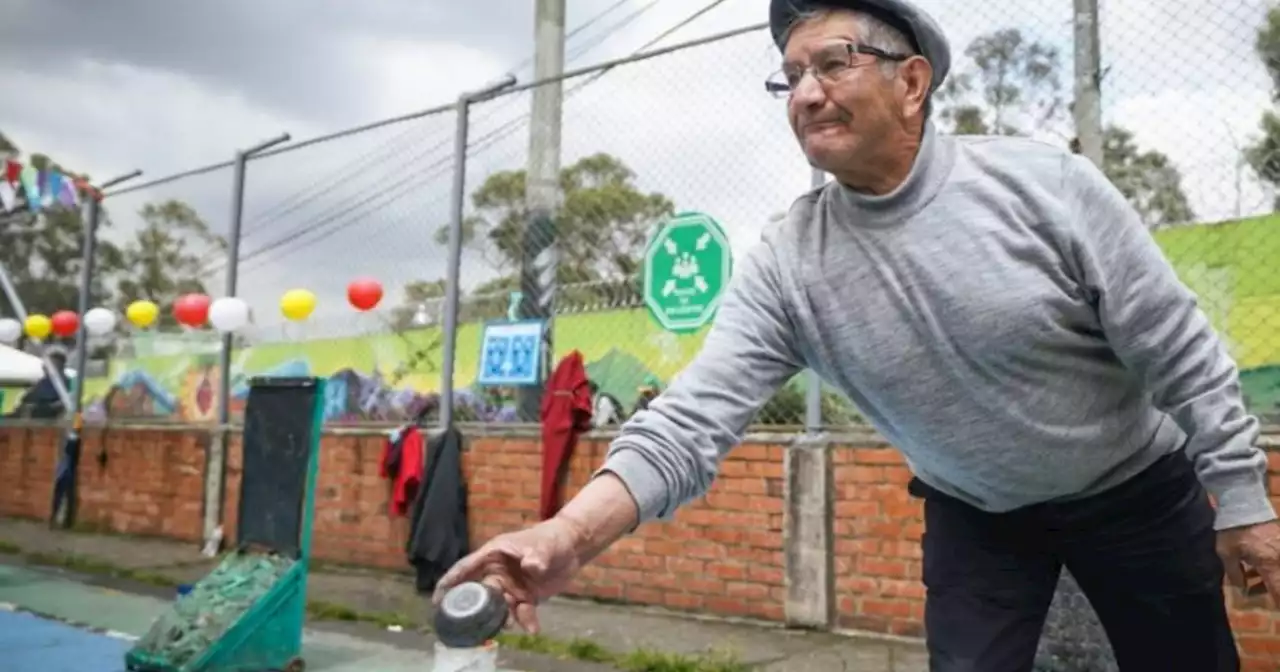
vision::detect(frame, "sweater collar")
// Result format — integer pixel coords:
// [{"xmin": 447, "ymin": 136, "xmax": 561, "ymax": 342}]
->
[{"xmin": 832, "ymin": 120, "xmax": 954, "ymax": 228}]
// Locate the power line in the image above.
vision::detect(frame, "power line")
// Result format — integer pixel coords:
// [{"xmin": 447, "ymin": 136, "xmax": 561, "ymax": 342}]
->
[
  {"xmin": 231, "ymin": 1, "xmax": 749, "ymax": 274},
  {"xmin": 565, "ymin": 0, "xmax": 664, "ymax": 63},
  {"xmin": 234, "ymin": 1, "xmax": 750, "ymax": 276},
  {"xmin": 207, "ymin": 0, "xmax": 658, "ymax": 266},
  {"xmin": 104, "ymin": 11, "xmax": 760, "ymax": 205},
  {"xmin": 233, "ymin": 1, "xmax": 638, "ymax": 236}
]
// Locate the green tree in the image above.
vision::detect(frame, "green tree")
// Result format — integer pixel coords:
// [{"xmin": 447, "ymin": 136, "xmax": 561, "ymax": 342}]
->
[
  {"xmin": 938, "ymin": 29, "xmax": 1195, "ymax": 227},
  {"xmin": 436, "ymin": 152, "xmax": 673, "ymax": 297},
  {"xmin": 1246, "ymin": 6, "xmax": 1280, "ymax": 207},
  {"xmin": 1102, "ymin": 127, "xmax": 1195, "ymax": 226},
  {"xmin": 390, "ymin": 278, "xmax": 446, "ymax": 331},
  {"xmin": 113, "ymin": 200, "xmax": 227, "ymax": 327},
  {"xmin": 758, "ymin": 376, "xmax": 862, "ymax": 426},
  {"xmin": 935, "ymin": 28, "xmax": 1063, "ymax": 137},
  {"xmin": 0, "ymin": 136, "xmax": 125, "ymax": 330}
]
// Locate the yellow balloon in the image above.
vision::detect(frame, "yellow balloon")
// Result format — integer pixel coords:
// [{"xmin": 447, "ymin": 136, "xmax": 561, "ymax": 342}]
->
[
  {"xmin": 280, "ymin": 289, "xmax": 317, "ymax": 322},
  {"xmin": 24, "ymin": 314, "xmax": 51, "ymax": 340},
  {"xmin": 126, "ymin": 300, "xmax": 159, "ymax": 328}
]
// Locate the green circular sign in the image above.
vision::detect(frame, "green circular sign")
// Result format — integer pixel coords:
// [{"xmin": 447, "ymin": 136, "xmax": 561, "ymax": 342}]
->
[{"xmin": 642, "ymin": 211, "xmax": 733, "ymax": 333}]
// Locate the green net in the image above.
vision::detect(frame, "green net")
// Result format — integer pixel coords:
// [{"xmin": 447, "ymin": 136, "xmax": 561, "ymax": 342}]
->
[{"xmin": 128, "ymin": 552, "xmax": 295, "ymax": 669}]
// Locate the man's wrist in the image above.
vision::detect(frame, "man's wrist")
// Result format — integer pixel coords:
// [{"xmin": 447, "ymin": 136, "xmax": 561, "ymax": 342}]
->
[
  {"xmin": 551, "ymin": 472, "xmax": 639, "ymax": 565},
  {"xmin": 1209, "ymin": 472, "xmax": 1277, "ymax": 531}
]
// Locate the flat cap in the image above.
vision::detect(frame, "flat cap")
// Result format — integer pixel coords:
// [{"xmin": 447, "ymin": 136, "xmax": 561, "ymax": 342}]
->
[{"xmin": 769, "ymin": 0, "xmax": 951, "ymax": 92}]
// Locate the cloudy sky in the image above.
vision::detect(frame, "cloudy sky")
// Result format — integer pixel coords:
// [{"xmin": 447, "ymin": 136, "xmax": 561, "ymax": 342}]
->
[{"xmin": 1, "ymin": 0, "xmax": 1275, "ymax": 336}]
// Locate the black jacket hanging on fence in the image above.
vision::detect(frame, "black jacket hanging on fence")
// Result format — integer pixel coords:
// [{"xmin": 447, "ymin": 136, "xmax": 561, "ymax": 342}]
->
[{"xmin": 406, "ymin": 426, "xmax": 470, "ymax": 594}]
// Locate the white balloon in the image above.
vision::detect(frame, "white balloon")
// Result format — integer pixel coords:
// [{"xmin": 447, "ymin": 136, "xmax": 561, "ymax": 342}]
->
[
  {"xmin": 83, "ymin": 308, "xmax": 118, "ymax": 336},
  {"xmin": 209, "ymin": 297, "xmax": 250, "ymax": 333},
  {"xmin": 0, "ymin": 318, "xmax": 19, "ymax": 344}
]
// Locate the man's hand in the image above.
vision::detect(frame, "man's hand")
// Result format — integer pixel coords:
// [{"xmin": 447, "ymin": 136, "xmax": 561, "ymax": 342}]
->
[
  {"xmin": 432, "ymin": 517, "xmax": 587, "ymax": 634},
  {"xmin": 1217, "ymin": 519, "xmax": 1280, "ymax": 602}
]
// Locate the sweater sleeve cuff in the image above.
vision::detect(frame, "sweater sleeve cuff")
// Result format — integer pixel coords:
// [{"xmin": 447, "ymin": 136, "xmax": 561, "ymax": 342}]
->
[
  {"xmin": 594, "ymin": 446, "xmax": 672, "ymax": 525},
  {"xmin": 1211, "ymin": 472, "xmax": 1278, "ymax": 531}
]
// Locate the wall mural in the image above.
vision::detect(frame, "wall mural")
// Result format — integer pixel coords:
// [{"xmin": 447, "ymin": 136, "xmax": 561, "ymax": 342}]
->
[
  {"xmin": 73, "ymin": 308, "xmax": 707, "ymax": 424},
  {"xmin": 13, "ymin": 214, "xmax": 1279, "ymax": 425}
]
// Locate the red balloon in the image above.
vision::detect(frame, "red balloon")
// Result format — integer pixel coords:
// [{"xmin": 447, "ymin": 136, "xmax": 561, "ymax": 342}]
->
[
  {"xmin": 50, "ymin": 310, "xmax": 79, "ymax": 338},
  {"xmin": 174, "ymin": 294, "xmax": 211, "ymax": 327},
  {"xmin": 347, "ymin": 278, "xmax": 383, "ymax": 312}
]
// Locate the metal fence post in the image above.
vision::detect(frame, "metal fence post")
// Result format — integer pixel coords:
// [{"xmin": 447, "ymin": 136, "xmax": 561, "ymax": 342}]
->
[
  {"xmin": 208, "ymin": 132, "xmax": 289, "ymax": 551},
  {"xmin": 804, "ymin": 168, "xmax": 826, "ymax": 434},
  {"xmin": 70, "ymin": 170, "xmax": 141, "ymax": 419},
  {"xmin": 440, "ymin": 76, "xmax": 518, "ymax": 432},
  {"xmin": 217, "ymin": 132, "xmax": 291, "ymax": 432}
]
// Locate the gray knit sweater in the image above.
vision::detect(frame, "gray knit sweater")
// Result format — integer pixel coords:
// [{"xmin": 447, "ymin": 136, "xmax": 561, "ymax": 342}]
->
[{"xmin": 601, "ymin": 122, "xmax": 1274, "ymax": 532}]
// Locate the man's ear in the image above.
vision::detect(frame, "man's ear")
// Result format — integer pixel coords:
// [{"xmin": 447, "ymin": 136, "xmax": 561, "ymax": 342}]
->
[{"xmin": 898, "ymin": 56, "xmax": 934, "ymax": 119}]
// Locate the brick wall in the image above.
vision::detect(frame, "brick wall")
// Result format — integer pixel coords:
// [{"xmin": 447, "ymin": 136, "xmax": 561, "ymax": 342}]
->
[
  {"xmin": 0, "ymin": 426, "xmax": 205, "ymax": 539},
  {"xmin": 832, "ymin": 446, "xmax": 925, "ymax": 637},
  {"xmin": 831, "ymin": 444, "xmax": 1280, "ymax": 671},
  {"xmin": 2, "ymin": 423, "xmax": 1280, "ymax": 668},
  {"xmin": 220, "ymin": 429, "xmax": 786, "ymax": 620},
  {"xmin": 0, "ymin": 426, "xmax": 57, "ymax": 520}
]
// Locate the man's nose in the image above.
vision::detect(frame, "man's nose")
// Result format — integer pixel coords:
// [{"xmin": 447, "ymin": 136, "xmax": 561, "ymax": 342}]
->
[{"xmin": 790, "ymin": 71, "xmax": 826, "ymax": 108}]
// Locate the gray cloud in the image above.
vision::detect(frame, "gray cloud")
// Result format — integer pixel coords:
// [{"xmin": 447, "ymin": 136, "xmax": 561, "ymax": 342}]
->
[{"xmin": 0, "ymin": 0, "xmax": 552, "ymax": 126}]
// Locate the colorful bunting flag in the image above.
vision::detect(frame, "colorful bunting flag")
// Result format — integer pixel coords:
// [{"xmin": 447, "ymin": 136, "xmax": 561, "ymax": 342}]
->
[
  {"xmin": 19, "ymin": 165, "xmax": 39, "ymax": 211},
  {"xmin": 0, "ymin": 159, "xmax": 94, "ymax": 214}
]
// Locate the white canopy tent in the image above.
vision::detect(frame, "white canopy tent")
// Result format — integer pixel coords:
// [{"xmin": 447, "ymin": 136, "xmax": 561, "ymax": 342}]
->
[
  {"xmin": 0, "ymin": 344, "xmax": 75, "ymax": 386},
  {"xmin": 0, "ymin": 344, "xmax": 46, "ymax": 386}
]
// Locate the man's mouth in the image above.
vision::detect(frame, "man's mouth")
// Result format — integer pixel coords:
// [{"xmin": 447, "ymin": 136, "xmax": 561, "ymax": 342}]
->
[{"xmin": 804, "ymin": 120, "xmax": 843, "ymax": 133}]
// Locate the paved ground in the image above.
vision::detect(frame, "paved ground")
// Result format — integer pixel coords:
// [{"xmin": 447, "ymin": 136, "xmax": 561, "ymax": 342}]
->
[
  {"xmin": 0, "ymin": 608, "xmax": 133, "ymax": 672},
  {"xmin": 0, "ymin": 562, "xmax": 521, "ymax": 672},
  {"xmin": 0, "ymin": 517, "xmax": 928, "ymax": 671}
]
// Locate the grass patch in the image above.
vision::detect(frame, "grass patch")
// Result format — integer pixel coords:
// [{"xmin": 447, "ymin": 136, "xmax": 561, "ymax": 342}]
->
[
  {"xmin": 6, "ymin": 541, "xmax": 746, "ymax": 672},
  {"xmin": 21, "ymin": 550, "xmax": 176, "ymax": 588},
  {"xmin": 494, "ymin": 632, "xmax": 748, "ymax": 672},
  {"xmin": 304, "ymin": 599, "xmax": 414, "ymax": 629}
]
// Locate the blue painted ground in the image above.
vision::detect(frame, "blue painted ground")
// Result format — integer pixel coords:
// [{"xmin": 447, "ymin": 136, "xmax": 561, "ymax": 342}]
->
[{"xmin": 0, "ymin": 609, "xmax": 131, "ymax": 672}]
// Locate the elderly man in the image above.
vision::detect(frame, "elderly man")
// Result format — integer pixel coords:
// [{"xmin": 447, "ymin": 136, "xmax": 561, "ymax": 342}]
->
[{"xmin": 436, "ymin": 0, "xmax": 1280, "ymax": 669}]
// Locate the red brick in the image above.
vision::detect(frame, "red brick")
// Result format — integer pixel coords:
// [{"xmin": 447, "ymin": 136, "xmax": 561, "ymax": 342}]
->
[{"xmin": 14, "ymin": 425, "xmax": 1280, "ymax": 655}]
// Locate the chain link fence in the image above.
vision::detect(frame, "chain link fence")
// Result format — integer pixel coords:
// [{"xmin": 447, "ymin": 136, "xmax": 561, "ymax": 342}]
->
[{"xmin": 58, "ymin": 0, "xmax": 1280, "ymax": 439}]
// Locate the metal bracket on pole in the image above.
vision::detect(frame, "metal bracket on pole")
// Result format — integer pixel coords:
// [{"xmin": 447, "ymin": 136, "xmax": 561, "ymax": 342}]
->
[{"xmin": 439, "ymin": 74, "xmax": 518, "ymax": 431}]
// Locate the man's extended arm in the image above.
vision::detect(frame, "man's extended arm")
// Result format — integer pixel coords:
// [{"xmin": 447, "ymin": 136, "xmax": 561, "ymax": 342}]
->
[
  {"xmin": 553, "ymin": 239, "xmax": 806, "ymax": 550},
  {"xmin": 1064, "ymin": 153, "xmax": 1276, "ymax": 531}
]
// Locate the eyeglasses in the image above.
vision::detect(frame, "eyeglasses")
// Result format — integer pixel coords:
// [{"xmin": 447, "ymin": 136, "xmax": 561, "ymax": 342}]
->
[{"xmin": 764, "ymin": 42, "xmax": 909, "ymax": 99}]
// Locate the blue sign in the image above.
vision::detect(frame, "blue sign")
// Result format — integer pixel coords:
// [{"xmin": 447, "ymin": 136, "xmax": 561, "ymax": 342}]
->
[{"xmin": 477, "ymin": 320, "xmax": 546, "ymax": 387}]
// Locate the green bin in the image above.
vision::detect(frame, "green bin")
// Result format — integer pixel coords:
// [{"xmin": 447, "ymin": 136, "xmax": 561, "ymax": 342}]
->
[{"xmin": 125, "ymin": 377, "xmax": 326, "ymax": 672}]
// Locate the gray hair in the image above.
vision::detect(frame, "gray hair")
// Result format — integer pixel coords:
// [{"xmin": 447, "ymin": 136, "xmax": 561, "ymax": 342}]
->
[{"xmin": 782, "ymin": 7, "xmax": 917, "ymax": 78}]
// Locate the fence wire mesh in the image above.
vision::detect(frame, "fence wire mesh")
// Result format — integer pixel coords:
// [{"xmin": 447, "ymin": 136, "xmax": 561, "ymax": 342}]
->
[{"xmin": 25, "ymin": 0, "xmax": 1277, "ymax": 438}]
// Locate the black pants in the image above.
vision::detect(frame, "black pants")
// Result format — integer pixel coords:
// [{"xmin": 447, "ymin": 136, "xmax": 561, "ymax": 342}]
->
[{"xmin": 913, "ymin": 451, "xmax": 1239, "ymax": 672}]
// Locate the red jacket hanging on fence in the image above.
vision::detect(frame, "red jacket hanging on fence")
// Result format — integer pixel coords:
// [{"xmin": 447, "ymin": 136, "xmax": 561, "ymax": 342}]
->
[
  {"xmin": 380, "ymin": 425, "xmax": 425, "ymax": 517},
  {"xmin": 539, "ymin": 351, "xmax": 594, "ymax": 520}
]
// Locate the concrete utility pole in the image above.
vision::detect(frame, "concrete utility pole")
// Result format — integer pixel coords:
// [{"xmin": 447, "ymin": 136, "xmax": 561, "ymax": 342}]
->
[
  {"xmin": 1072, "ymin": 0, "xmax": 1104, "ymax": 168},
  {"xmin": 517, "ymin": 0, "xmax": 567, "ymax": 422}
]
